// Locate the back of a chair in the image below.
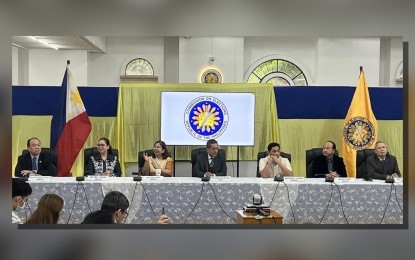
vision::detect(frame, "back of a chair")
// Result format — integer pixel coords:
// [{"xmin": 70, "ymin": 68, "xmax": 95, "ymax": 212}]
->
[
  {"xmin": 305, "ymin": 148, "xmax": 339, "ymax": 178},
  {"xmin": 256, "ymin": 151, "xmax": 291, "ymax": 177},
  {"xmin": 137, "ymin": 149, "xmax": 172, "ymax": 174},
  {"xmin": 190, "ymin": 148, "xmax": 226, "ymax": 166},
  {"xmin": 83, "ymin": 147, "xmax": 119, "ymax": 173},
  {"xmin": 22, "ymin": 148, "xmax": 58, "ymax": 168},
  {"xmin": 356, "ymin": 149, "xmax": 375, "ymax": 179}
]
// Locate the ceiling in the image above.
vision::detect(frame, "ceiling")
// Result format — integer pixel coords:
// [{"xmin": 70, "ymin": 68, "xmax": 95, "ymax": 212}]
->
[{"xmin": 12, "ymin": 36, "xmax": 103, "ymax": 52}]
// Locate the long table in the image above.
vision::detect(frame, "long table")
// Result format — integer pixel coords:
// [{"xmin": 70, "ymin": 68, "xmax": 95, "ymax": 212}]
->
[{"xmin": 15, "ymin": 177, "xmax": 403, "ymax": 224}]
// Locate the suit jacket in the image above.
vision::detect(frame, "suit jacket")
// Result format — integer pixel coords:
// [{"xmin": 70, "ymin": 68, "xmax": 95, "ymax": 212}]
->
[
  {"xmin": 14, "ymin": 152, "xmax": 57, "ymax": 177},
  {"xmin": 86, "ymin": 153, "xmax": 122, "ymax": 177},
  {"xmin": 366, "ymin": 154, "xmax": 401, "ymax": 180},
  {"xmin": 311, "ymin": 155, "xmax": 347, "ymax": 178},
  {"xmin": 193, "ymin": 153, "xmax": 227, "ymax": 178}
]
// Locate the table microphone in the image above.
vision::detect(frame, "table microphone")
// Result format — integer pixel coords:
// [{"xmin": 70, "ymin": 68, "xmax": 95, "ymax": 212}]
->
[{"xmin": 325, "ymin": 176, "xmax": 334, "ymax": 182}]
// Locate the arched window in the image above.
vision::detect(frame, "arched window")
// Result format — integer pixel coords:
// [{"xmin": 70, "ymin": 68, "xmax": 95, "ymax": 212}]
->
[
  {"xmin": 246, "ymin": 59, "xmax": 308, "ymax": 86},
  {"xmin": 125, "ymin": 58, "xmax": 154, "ymax": 76}
]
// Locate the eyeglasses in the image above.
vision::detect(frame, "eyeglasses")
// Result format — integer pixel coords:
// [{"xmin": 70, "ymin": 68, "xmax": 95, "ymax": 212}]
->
[
  {"xmin": 97, "ymin": 143, "xmax": 107, "ymax": 147},
  {"xmin": 122, "ymin": 210, "xmax": 129, "ymax": 218}
]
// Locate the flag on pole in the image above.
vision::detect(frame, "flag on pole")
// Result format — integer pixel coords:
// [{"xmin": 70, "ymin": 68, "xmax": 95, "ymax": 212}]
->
[
  {"xmin": 51, "ymin": 63, "xmax": 92, "ymax": 176},
  {"xmin": 341, "ymin": 67, "xmax": 378, "ymax": 177}
]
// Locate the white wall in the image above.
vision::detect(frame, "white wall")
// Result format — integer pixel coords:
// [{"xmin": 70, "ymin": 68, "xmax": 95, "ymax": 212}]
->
[
  {"xmin": 28, "ymin": 49, "xmax": 88, "ymax": 86},
  {"xmin": 390, "ymin": 37, "xmax": 403, "ymax": 86},
  {"xmin": 179, "ymin": 37, "xmax": 244, "ymax": 83},
  {"xmin": 13, "ymin": 36, "xmax": 403, "ymax": 87},
  {"xmin": 244, "ymin": 37, "xmax": 317, "ymax": 84},
  {"xmin": 12, "ymin": 46, "xmax": 18, "ymax": 85},
  {"xmin": 88, "ymin": 36, "xmax": 164, "ymax": 86},
  {"xmin": 317, "ymin": 37, "xmax": 380, "ymax": 86}
]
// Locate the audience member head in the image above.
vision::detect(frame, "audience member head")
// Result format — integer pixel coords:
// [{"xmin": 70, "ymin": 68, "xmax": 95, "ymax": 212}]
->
[
  {"xmin": 97, "ymin": 137, "xmax": 112, "ymax": 155},
  {"xmin": 152, "ymin": 140, "xmax": 169, "ymax": 159},
  {"xmin": 322, "ymin": 141, "xmax": 336, "ymax": 158},
  {"xmin": 206, "ymin": 139, "xmax": 219, "ymax": 157},
  {"xmin": 101, "ymin": 191, "xmax": 129, "ymax": 224},
  {"xmin": 12, "ymin": 178, "xmax": 32, "ymax": 211},
  {"xmin": 81, "ymin": 210, "xmax": 115, "ymax": 224},
  {"xmin": 25, "ymin": 193, "xmax": 64, "ymax": 224},
  {"xmin": 27, "ymin": 137, "xmax": 41, "ymax": 156},
  {"xmin": 374, "ymin": 141, "xmax": 388, "ymax": 159},
  {"xmin": 267, "ymin": 142, "xmax": 281, "ymax": 157}
]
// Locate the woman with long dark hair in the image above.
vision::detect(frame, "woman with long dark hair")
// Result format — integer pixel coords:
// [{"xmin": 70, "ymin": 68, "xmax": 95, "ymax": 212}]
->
[{"xmin": 25, "ymin": 193, "xmax": 64, "ymax": 224}]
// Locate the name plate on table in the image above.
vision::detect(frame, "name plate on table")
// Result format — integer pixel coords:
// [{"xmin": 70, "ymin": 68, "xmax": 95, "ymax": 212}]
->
[
  {"xmin": 335, "ymin": 177, "xmax": 356, "ymax": 183},
  {"xmin": 209, "ymin": 176, "xmax": 232, "ymax": 182},
  {"xmin": 141, "ymin": 176, "xmax": 164, "ymax": 181},
  {"xmin": 283, "ymin": 176, "xmax": 305, "ymax": 182},
  {"xmin": 85, "ymin": 175, "xmax": 110, "ymax": 181},
  {"xmin": 28, "ymin": 176, "xmax": 52, "ymax": 181},
  {"xmin": 394, "ymin": 177, "xmax": 403, "ymax": 183}
]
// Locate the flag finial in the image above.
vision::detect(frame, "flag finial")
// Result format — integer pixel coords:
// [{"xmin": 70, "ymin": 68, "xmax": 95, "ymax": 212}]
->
[
  {"xmin": 67, "ymin": 60, "xmax": 70, "ymax": 65},
  {"xmin": 360, "ymin": 66, "xmax": 363, "ymax": 72}
]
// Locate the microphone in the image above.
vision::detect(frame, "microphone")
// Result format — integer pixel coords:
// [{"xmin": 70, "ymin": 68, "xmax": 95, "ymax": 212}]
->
[{"xmin": 385, "ymin": 175, "xmax": 395, "ymax": 183}]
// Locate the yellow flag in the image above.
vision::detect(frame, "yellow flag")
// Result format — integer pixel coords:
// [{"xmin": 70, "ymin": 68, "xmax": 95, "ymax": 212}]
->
[{"xmin": 341, "ymin": 67, "xmax": 378, "ymax": 177}]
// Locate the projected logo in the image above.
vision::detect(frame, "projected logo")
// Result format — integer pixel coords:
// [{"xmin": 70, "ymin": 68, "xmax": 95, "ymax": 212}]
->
[
  {"xmin": 343, "ymin": 116, "xmax": 376, "ymax": 150},
  {"xmin": 184, "ymin": 96, "xmax": 229, "ymax": 141}
]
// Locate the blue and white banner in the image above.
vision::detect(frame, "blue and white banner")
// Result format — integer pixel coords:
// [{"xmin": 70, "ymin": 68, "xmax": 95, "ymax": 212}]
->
[{"xmin": 161, "ymin": 92, "xmax": 256, "ymax": 146}]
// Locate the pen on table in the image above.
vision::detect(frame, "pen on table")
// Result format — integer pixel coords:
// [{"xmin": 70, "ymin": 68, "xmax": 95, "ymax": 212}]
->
[{"xmin": 162, "ymin": 207, "xmax": 165, "ymax": 215}]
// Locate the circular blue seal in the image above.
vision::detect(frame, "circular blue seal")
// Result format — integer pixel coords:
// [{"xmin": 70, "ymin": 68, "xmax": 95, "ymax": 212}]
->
[
  {"xmin": 343, "ymin": 116, "xmax": 376, "ymax": 150},
  {"xmin": 184, "ymin": 96, "xmax": 229, "ymax": 141}
]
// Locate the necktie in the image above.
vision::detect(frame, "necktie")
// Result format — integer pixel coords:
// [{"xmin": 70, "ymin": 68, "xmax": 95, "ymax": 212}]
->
[
  {"xmin": 327, "ymin": 158, "xmax": 333, "ymax": 172},
  {"xmin": 32, "ymin": 157, "xmax": 38, "ymax": 171},
  {"xmin": 209, "ymin": 157, "xmax": 215, "ymax": 168}
]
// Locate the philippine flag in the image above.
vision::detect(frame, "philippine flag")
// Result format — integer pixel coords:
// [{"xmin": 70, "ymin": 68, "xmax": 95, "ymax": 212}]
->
[{"xmin": 51, "ymin": 65, "xmax": 92, "ymax": 176}]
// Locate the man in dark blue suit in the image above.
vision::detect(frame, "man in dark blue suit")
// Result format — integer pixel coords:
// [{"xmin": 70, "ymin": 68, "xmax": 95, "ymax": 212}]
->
[
  {"xmin": 312, "ymin": 141, "xmax": 347, "ymax": 178},
  {"xmin": 14, "ymin": 137, "xmax": 57, "ymax": 177},
  {"xmin": 193, "ymin": 139, "xmax": 227, "ymax": 178}
]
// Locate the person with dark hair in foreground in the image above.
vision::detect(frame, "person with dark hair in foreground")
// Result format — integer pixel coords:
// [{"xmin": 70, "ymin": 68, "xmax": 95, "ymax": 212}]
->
[
  {"xmin": 98, "ymin": 191, "xmax": 169, "ymax": 224},
  {"xmin": 81, "ymin": 210, "xmax": 115, "ymax": 224},
  {"xmin": 25, "ymin": 193, "xmax": 64, "ymax": 224},
  {"xmin": 312, "ymin": 141, "xmax": 347, "ymax": 178},
  {"xmin": 12, "ymin": 178, "xmax": 33, "ymax": 224}
]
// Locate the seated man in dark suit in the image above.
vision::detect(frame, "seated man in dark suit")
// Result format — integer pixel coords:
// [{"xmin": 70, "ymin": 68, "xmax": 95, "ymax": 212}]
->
[
  {"xmin": 193, "ymin": 139, "xmax": 227, "ymax": 178},
  {"xmin": 366, "ymin": 141, "xmax": 400, "ymax": 180},
  {"xmin": 14, "ymin": 137, "xmax": 57, "ymax": 177},
  {"xmin": 312, "ymin": 141, "xmax": 347, "ymax": 178}
]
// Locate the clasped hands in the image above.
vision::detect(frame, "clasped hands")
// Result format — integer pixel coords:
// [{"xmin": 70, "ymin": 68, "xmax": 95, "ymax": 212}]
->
[
  {"xmin": 144, "ymin": 153, "xmax": 160, "ymax": 169},
  {"xmin": 268, "ymin": 156, "xmax": 281, "ymax": 165},
  {"xmin": 20, "ymin": 170, "xmax": 40, "ymax": 176},
  {"xmin": 325, "ymin": 171, "xmax": 339, "ymax": 178},
  {"xmin": 387, "ymin": 173, "xmax": 399, "ymax": 179}
]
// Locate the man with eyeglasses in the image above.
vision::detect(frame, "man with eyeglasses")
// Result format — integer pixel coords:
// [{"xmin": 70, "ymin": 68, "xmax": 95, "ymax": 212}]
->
[
  {"xmin": 15, "ymin": 137, "xmax": 57, "ymax": 177},
  {"xmin": 98, "ymin": 191, "xmax": 169, "ymax": 224},
  {"xmin": 193, "ymin": 139, "xmax": 227, "ymax": 178}
]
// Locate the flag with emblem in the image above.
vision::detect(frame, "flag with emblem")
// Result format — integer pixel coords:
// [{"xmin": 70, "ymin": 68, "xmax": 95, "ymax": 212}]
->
[
  {"xmin": 341, "ymin": 67, "xmax": 378, "ymax": 177},
  {"xmin": 51, "ymin": 64, "xmax": 92, "ymax": 176}
]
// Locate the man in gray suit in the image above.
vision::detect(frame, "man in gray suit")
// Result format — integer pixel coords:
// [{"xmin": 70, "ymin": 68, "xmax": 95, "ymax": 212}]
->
[{"xmin": 366, "ymin": 141, "xmax": 401, "ymax": 180}]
